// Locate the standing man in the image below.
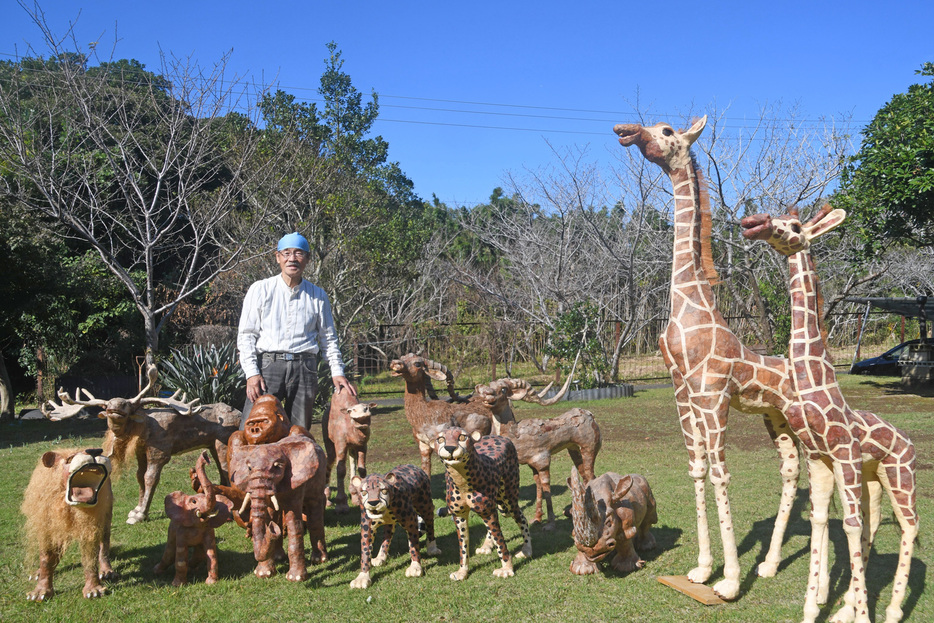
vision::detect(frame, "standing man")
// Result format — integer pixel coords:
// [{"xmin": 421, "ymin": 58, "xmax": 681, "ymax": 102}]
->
[{"xmin": 237, "ymin": 232, "xmax": 356, "ymax": 430}]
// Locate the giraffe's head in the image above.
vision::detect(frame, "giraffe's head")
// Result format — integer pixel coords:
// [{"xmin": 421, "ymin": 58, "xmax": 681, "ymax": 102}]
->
[
  {"xmin": 613, "ymin": 116, "xmax": 707, "ymax": 172},
  {"xmin": 740, "ymin": 204, "xmax": 846, "ymax": 256}
]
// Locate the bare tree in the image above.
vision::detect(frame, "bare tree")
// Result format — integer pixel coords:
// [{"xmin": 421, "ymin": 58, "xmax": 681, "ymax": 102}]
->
[{"xmin": 0, "ymin": 7, "xmax": 310, "ymax": 362}]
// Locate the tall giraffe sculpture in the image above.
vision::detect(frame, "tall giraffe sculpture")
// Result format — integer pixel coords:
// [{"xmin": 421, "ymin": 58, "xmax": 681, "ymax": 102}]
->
[
  {"xmin": 614, "ymin": 116, "xmax": 802, "ymax": 599},
  {"xmin": 742, "ymin": 206, "xmax": 917, "ymax": 623}
]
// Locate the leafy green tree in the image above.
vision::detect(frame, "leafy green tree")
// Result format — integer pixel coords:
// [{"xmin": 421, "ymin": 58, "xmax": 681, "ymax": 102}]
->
[
  {"xmin": 242, "ymin": 43, "xmax": 432, "ymax": 347},
  {"xmin": 837, "ymin": 63, "xmax": 934, "ymax": 255},
  {"xmin": 0, "ymin": 203, "xmax": 137, "ymax": 405},
  {"xmin": 544, "ymin": 302, "xmax": 608, "ymax": 388}
]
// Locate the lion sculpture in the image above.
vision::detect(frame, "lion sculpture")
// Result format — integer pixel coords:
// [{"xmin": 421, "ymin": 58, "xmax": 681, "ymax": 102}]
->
[{"xmin": 21, "ymin": 448, "xmax": 116, "ymax": 601}]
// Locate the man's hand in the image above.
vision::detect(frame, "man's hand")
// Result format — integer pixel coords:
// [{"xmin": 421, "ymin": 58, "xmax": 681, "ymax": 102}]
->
[
  {"xmin": 246, "ymin": 374, "xmax": 266, "ymax": 402},
  {"xmin": 333, "ymin": 375, "xmax": 357, "ymax": 397}
]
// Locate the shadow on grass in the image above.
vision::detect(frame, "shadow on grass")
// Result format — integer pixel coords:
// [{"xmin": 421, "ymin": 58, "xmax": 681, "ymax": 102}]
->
[
  {"xmin": 737, "ymin": 484, "xmax": 812, "ymax": 584},
  {"xmin": 733, "ymin": 503, "xmax": 926, "ymax": 621},
  {"xmin": 859, "ymin": 378, "xmax": 934, "ymax": 398},
  {"xmin": 0, "ymin": 416, "xmax": 108, "ymax": 447}
]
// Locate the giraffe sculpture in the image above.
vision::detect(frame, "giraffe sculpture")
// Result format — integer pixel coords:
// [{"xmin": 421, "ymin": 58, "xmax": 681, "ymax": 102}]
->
[
  {"xmin": 742, "ymin": 205, "xmax": 918, "ymax": 623},
  {"xmin": 614, "ymin": 116, "xmax": 802, "ymax": 599}
]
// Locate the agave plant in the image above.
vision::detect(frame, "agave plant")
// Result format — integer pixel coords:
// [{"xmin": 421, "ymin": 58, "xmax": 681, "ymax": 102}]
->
[{"xmin": 160, "ymin": 341, "xmax": 245, "ymax": 406}]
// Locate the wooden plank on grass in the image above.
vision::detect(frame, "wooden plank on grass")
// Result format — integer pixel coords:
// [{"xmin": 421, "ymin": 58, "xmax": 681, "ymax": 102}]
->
[{"xmin": 657, "ymin": 576, "xmax": 727, "ymax": 605}]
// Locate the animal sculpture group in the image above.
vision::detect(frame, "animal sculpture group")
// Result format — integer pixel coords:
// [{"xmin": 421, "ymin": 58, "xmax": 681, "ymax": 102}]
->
[{"xmin": 17, "ymin": 117, "xmax": 918, "ymax": 623}]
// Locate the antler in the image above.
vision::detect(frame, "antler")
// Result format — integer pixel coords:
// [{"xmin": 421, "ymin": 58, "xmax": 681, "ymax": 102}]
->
[
  {"xmin": 48, "ymin": 387, "xmax": 108, "ymax": 420},
  {"xmin": 43, "ymin": 390, "xmax": 95, "ymax": 420},
  {"xmin": 141, "ymin": 389, "xmax": 202, "ymax": 416},
  {"xmin": 518, "ymin": 351, "xmax": 581, "ymax": 406}
]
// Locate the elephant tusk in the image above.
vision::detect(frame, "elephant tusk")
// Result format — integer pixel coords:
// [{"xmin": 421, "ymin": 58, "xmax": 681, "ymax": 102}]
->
[
  {"xmin": 239, "ymin": 492, "xmax": 251, "ymax": 515},
  {"xmin": 270, "ymin": 494, "xmax": 280, "ymax": 512}
]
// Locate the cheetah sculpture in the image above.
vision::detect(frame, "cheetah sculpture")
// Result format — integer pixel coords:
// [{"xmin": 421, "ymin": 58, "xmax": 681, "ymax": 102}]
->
[
  {"xmin": 349, "ymin": 465, "xmax": 441, "ymax": 589},
  {"xmin": 436, "ymin": 427, "xmax": 532, "ymax": 580}
]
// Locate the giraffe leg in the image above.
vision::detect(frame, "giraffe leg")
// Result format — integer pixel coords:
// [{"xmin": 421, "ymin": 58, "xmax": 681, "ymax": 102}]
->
[
  {"xmin": 694, "ymin": 392, "xmax": 741, "ymax": 600},
  {"xmin": 829, "ymin": 458, "xmax": 869, "ymax": 623},
  {"xmin": 880, "ymin": 459, "xmax": 917, "ymax": 623},
  {"xmin": 758, "ymin": 411, "xmax": 800, "ymax": 578},
  {"xmin": 668, "ymin": 369, "xmax": 714, "ymax": 587},
  {"xmin": 803, "ymin": 458, "xmax": 834, "ymax": 623},
  {"xmin": 860, "ymin": 472, "xmax": 883, "ymax": 557}
]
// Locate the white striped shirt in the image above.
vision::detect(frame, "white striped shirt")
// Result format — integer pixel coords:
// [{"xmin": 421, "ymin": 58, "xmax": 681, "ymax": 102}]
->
[{"xmin": 237, "ymin": 275, "xmax": 345, "ymax": 379}]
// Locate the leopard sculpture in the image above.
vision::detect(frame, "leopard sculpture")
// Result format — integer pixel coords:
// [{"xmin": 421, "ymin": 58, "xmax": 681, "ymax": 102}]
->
[
  {"xmin": 349, "ymin": 464, "xmax": 441, "ymax": 589},
  {"xmin": 436, "ymin": 427, "xmax": 532, "ymax": 581}
]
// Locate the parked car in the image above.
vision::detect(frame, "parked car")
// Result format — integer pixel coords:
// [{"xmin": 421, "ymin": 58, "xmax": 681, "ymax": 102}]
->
[{"xmin": 850, "ymin": 340, "xmax": 921, "ymax": 375}]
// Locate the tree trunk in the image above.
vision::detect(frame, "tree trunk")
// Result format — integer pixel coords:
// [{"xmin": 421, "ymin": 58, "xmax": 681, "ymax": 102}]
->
[{"xmin": 0, "ymin": 351, "xmax": 14, "ymax": 421}]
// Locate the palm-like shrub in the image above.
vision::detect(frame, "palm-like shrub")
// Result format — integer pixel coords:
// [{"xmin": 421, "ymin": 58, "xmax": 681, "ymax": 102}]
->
[{"xmin": 160, "ymin": 341, "xmax": 245, "ymax": 406}]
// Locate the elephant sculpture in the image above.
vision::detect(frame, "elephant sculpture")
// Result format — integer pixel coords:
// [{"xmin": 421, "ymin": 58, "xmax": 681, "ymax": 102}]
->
[
  {"xmin": 229, "ymin": 430, "xmax": 327, "ymax": 581},
  {"xmin": 154, "ymin": 451, "xmax": 233, "ymax": 585}
]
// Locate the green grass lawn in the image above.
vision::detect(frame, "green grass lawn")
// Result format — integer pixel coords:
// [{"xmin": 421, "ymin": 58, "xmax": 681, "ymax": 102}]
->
[{"xmin": 0, "ymin": 375, "xmax": 930, "ymax": 622}]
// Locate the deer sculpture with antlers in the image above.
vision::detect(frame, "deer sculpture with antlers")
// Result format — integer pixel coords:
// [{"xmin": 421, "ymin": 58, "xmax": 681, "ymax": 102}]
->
[{"xmin": 45, "ymin": 365, "xmax": 241, "ymax": 524}]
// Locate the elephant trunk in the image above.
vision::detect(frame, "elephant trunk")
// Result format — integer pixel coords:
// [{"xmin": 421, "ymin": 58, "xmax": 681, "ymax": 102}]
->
[
  {"xmin": 248, "ymin": 483, "xmax": 281, "ymax": 561},
  {"xmin": 194, "ymin": 451, "xmax": 217, "ymax": 519},
  {"xmin": 251, "ymin": 508, "xmax": 281, "ymax": 561}
]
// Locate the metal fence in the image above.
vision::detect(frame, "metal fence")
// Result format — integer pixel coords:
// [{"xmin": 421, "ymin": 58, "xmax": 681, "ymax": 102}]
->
[{"xmin": 348, "ymin": 309, "xmax": 909, "ymax": 391}]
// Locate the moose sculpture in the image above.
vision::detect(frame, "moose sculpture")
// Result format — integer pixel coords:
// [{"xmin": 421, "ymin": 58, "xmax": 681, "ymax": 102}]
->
[{"xmin": 45, "ymin": 365, "xmax": 241, "ymax": 524}]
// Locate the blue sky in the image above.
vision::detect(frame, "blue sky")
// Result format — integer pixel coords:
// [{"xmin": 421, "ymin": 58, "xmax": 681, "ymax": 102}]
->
[{"xmin": 2, "ymin": 1, "xmax": 932, "ymax": 206}]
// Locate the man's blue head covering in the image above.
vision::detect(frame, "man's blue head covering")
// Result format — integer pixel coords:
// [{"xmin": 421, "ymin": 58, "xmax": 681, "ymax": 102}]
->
[{"xmin": 278, "ymin": 232, "xmax": 310, "ymax": 253}]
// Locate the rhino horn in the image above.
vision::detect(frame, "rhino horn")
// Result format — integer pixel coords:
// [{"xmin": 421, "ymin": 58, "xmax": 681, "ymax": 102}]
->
[{"xmin": 569, "ymin": 466, "xmax": 599, "ymax": 547}]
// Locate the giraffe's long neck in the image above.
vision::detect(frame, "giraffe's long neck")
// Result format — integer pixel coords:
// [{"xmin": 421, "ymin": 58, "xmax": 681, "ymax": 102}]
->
[
  {"xmin": 668, "ymin": 165, "xmax": 716, "ymax": 317},
  {"xmin": 787, "ymin": 251, "xmax": 838, "ymax": 398}
]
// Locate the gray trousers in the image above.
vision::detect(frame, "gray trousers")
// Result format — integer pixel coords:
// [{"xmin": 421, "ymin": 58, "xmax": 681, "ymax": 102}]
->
[{"xmin": 241, "ymin": 354, "xmax": 319, "ymax": 431}]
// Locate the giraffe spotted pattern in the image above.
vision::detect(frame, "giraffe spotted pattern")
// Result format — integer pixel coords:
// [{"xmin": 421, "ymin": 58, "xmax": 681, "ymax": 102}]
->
[
  {"xmin": 615, "ymin": 116, "xmax": 803, "ymax": 600},
  {"xmin": 743, "ymin": 206, "xmax": 917, "ymax": 623}
]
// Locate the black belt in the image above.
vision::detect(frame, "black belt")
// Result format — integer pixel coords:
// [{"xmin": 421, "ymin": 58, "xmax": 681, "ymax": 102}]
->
[{"xmin": 262, "ymin": 352, "xmax": 316, "ymax": 362}]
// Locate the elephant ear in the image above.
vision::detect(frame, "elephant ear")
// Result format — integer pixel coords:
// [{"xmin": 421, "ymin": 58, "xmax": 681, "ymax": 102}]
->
[
  {"xmin": 276, "ymin": 436, "xmax": 321, "ymax": 489},
  {"xmin": 165, "ymin": 492, "xmax": 196, "ymax": 527}
]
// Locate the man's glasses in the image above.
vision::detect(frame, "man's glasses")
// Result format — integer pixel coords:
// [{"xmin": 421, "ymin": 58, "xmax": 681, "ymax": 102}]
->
[{"xmin": 279, "ymin": 250, "xmax": 307, "ymax": 260}]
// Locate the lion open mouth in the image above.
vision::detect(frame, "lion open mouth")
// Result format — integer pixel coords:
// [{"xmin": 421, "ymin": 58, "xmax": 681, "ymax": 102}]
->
[{"xmin": 67, "ymin": 464, "xmax": 109, "ymax": 506}]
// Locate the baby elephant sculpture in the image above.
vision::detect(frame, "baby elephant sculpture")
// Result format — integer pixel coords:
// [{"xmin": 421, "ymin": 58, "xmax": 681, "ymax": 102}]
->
[
  {"xmin": 567, "ymin": 466, "xmax": 657, "ymax": 575},
  {"xmin": 229, "ymin": 430, "xmax": 328, "ymax": 581},
  {"xmin": 154, "ymin": 451, "xmax": 234, "ymax": 586},
  {"xmin": 21, "ymin": 448, "xmax": 115, "ymax": 601}
]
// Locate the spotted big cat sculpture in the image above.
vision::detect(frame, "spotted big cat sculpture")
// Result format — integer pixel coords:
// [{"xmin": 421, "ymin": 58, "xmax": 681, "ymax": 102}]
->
[
  {"xmin": 436, "ymin": 427, "xmax": 532, "ymax": 581},
  {"xmin": 349, "ymin": 464, "xmax": 441, "ymax": 589}
]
